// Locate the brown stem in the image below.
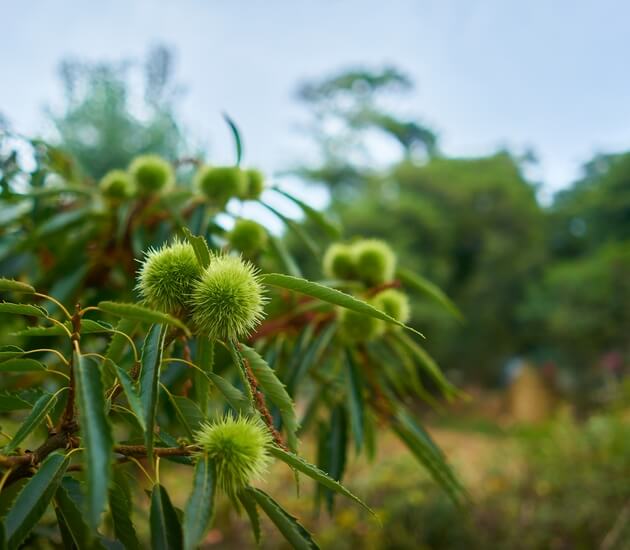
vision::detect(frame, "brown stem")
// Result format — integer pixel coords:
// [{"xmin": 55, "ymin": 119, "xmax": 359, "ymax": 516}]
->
[
  {"xmin": 114, "ymin": 444, "xmax": 198, "ymax": 458},
  {"xmin": 365, "ymin": 280, "xmax": 402, "ymax": 297},
  {"xmin": 235, "ymin": 341, "xmax": 287, "ymax": 450}
]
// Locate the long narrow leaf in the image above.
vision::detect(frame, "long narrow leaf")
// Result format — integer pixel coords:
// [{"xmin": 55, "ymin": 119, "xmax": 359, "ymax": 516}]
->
[
  {"xmin": 150, "ymin": 484, "xmax": 183, "ymax": 550},
  {"xmin": 74, "ymin": 350, "xmax": 113, "ymax": 531},
  {"xmin": 262, "ymin": 274, "xmax": 423, "ymax": 337},
  {"xmin": 269, "ymin": 447, "xmax": 374, "ymax": 515},
  {"xmin": 4, "ymin": 453, "xmax": 69, "ymax": 549},
  {"xmin": 3, "ymin": 392, "xmax": 59, "ymax": 454},
  {"xmin": 0, "ymin": 278, "xmax": 35, "ymax": 294},
  {"xmin": 182, "ymin": 228, "xmax": 211, "ymax": 269},
  {"xmin": 240, "ymin": 345, "xmax": 299, "ymax": 451},
  {"xmin": 98, "ymin": 301, "xmax": 190, "ymax": 337},
  {"xmin": 139, "ymin": 324, "xmax": 166, "ymax": 461},
  {"xmin": 247, "ymin": 487, "xmax": 319, "ymax": 550},
  {"xmin": 183, "ymin": 455, "xmax": 216, "ymax": 550}
]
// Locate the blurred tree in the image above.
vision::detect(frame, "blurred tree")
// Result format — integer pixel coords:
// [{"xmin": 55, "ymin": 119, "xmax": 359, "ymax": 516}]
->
[
  {"xmin": 292, "ymin": 67, "xmax": 546, "ymax": 383},
  {"xmin": 47, "ymin": 45, "xmax": 186, "ymax": 180}
]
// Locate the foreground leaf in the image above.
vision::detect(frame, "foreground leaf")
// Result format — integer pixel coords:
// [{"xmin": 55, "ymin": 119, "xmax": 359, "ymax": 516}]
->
[
  {"xmin": 183, "ymin": 455, "xmax": 216, "ymax": 550},
  {"xmin": 139, "ymin": 324, "xmax": 166, "ymax": 460},
  {"xmin": 113, "ymin": 362, "xmax": 146, "ymax": 431},
  {"xmin": 0, "ymin": 358, "xmax": 46, "ymax": 372},
  {"xmin": 109, "ymin": 469, "xmax": 140, "ymax": 550},
  {"xmin": 240, "ymin": 345, "xmax": 299, "ymax": 451},
  {"xmin": 262, "ymin": 273, "xmax": 423, "ymax": 336},
  {"xmin": 0, "ymin": 302, "xmax": 47, "ymax": 318},
  {"xmin": 55, "ymin": 477, "xmax": 106, "ymax": 549},
  {"xmin": 269, "ymin": 447, "xmax": 374, "ymax": 515},
  {"xmin": 4, "ymin": 453, "xmax": 69, "ymax": 549},
  {"xmin": 392, "ymin": 410, "xmax": 466, "ymax": 507},
  {"xmin": 3, "ymin": 392, "xmax": 59, "ymax": 454},
  {"xmin": 247, "ymin": 487, "xmax": 319, "ymax": 550},
  {"xmin": 238, "ymin": 489, "xmax": 261, "ymax": 545},
  {"xmin": 273, "ymin": 188, "xmax": 341, "ymax": 238},
  {"xmin": 182, "ymin": 228, "xmax": 211, "ymax": 269},
  {"xmin": 98, "ymin": 301, "xmax": 190, "ymax": 336},
  {"xmin": 0, "ymin": 278, "xmax": 35, "ymax": 294},
  {"xmin": 150, "ymin": 484, "xmax": 183, "ymax": 550},
  {"xmin": 207, "ymin": 371, "xmax": 251, "ymax": 414},
  {"xmin": 74, "ymin": 350, "xmax": 113, "ymax": 530},
  {"xmin": 0, "ymin": 345, "xmax": 24, "ymax": 362}
]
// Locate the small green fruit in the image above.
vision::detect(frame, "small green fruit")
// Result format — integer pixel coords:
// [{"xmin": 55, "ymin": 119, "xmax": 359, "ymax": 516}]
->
[
  {"xmin": 194, "ymin": 165, "xmax": 247, "ymax": 207},
  {"xmin": 195, "ymin": 414, "xmax": 272, "ymax": 496},
  {"xmin": 128, "ymin": 155, "xmax": 174, "ymax": 195},
  {"xmin": 372, "ymin": 289, "xmax": 410, "ymax": 325},
  {"xmin": 338, "ymin": 307, "xmax": 385, "ymax": 343},
  {"xmin": 99, "ymin": 169, "xmax": 135, "ymax": 201},
  {"xmin": 228, "ymin": 219, "xmax": 268, "ymax": 256},
  {"xmin": 242, "ymin": 169, "xmax": 265, "ymax": 200},
  {"xmin": 322, "ymin": 243, "xmax": 357, "ymax": 280},
  {"xmin": 137, "ymin": 240, "xmax": 202, "ymax": 314},
  {"xmin": 191, "ymin": 254, "xmax": 266, "ymax": 340},
  {"xmin": 354, "ymin": 239, "xmax": 396, "ymax": 286}
]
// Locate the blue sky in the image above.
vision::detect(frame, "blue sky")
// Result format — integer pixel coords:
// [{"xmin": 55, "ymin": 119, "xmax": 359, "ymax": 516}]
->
[{"xmin": 2, "ymin": 0, "xmax": 630, "ymax": 202}]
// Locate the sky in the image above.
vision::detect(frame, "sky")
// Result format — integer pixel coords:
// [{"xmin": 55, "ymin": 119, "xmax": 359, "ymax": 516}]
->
[{"xmin": 2, "ymin": 0, "xmax": 630, "ymax": 203}]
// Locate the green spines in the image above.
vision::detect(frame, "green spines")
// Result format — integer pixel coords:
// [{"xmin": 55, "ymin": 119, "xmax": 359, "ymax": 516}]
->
[
  {"xmin": 194, "ymin": 415, "xmax": 272, "ymax": 496},
  {"xmin": 372, "ymin": 288, "xmax": 410, "ymax": 325},
  {"xmin": 191, "ymin": 254, "xmax": 266, "ymax": 340},
  {"xmin": 242, "ymin": 169, "xmax": 265, "ymax": 200},
  {"xmin": 354, "ymin": 239, "xmax": 396, "ymax": 286},
  {"xmin": 323, "ymin": 243, "xmax": 357, "ymax": 280},
  {"xmin": 194, "ymin": 165, "xmax": 247, "ymax": 207},
  {"xmin": 99, "ymin": 169, "xmax": 136, "ymax": 201},
  {"xmin": 228, "ymin": 219, "xmax": 268, "ymax": 256},
  {"xmin": 129, "ymin": 155, "xmax": 174, "ymax": 195},
  {"xmin": 137, "ymin": 240, "xmax": 202, "ymax": 315},
  {"xmin": 338, "ymin": 307, "xmax": 385, "ymax": 343}
]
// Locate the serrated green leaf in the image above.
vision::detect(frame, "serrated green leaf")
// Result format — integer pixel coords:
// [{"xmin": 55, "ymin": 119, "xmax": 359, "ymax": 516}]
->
[
  {"xmin": 113, "ymin": 362, "xmax": 146, "ymax": 431},
  {"xmin": 0, "ymin": 278, "xmax": 35, "ymax": 294},
  {"xmin": 139, "ymin": 324, "xmax": 166, "ymax": 461},
  {"xmin": 392, "ymin": 410, "xmax": 466, "ymax": 507},
  {"xmin": 269, "ymin": 447, "xmax": 374, "ymax": 516},
  {"xmin": 238, "ymin": 489, "xmax": 261, "ymax": 545},
  {"xmin": 182, "ymin": 228, "xmax": 211, "ymax": 269},
  {"xmin": 248, "ymin": 488, "xmax": 319, "ymax": 549},
  {"xmin": 0, "ymin": 358, "xmax": 46, "ymax": 372},
  {"xmin": 240, "ymin": 345, "xmax": 299, "ymax": 452},
  {"xmin": 74, "ymin": 350, "xmax": 113, "ymax": 530},
  {"xmin": 109, "ymin": 469, "xmax": 140, "ymax": 550},
  {"xmin": 11, "ymin": 319, "xmax": 112, "ymax": 338},
  {"xmin": 272, "ymin": 188, "xmax": 341, "ymax": 238},
  {"xmin": 0, "ymin": 391, "xmax": 32, "ymax": 412},
  {"xmin": 223, "ymin": 112, "xmax": 243, "ymax": 166},
  {"xmin": 393, "ymin": 332, "xmax": 459, "ymax": 398},
  {"xmin": 262, "ymin": 274, "xmax": 423, "ymax": 337},
  {"xmin": 397, "ymin": 267, "xmax": 463, "ymax": 320},
  {"xmin": 98, "ymin": 301, "xmax": 191, "ymax": 337},
  {"xmin": 3, "ymin": 392, "xmax": 59, "ymax": 454},
  {"xmin": 0, "ymin": 345, "xmax": 24, "ymax": 362},
  {"xmin": 0, "ymin": 302, "xmax": 47, "ymax": 318},
  {"xmin": 207, "ymin": 371, "xmax": 251, "ymax": 414},
  {"xmin": 162, "ymin": 388, "xmax": 205, "ymax": 439},
  {"xmin": 55, "ymin": 477, "xmax": 106, "ymax": 549},
  {"xmin": 345, "ymin": 351, "xmax": 365, "ymax": 453},
  {"xmin": 150, "ymin": 484, "xmax": 183, "ymax": 550},
  {"xmin": 194, "ymin": 337, "xmax": 214, "ymax": 414},
  {"xmin": 4, "ymin": 453, "xmax": 69, "ymax": 549},
  {"xmin": 183, "ymin": 455, "xmax": 216, "ymax": 550}
]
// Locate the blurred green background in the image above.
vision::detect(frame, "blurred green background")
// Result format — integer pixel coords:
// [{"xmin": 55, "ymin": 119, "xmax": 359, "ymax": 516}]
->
[{"xmin": 1, "ymin": 3, "xmax": 629, "ymax": 548}]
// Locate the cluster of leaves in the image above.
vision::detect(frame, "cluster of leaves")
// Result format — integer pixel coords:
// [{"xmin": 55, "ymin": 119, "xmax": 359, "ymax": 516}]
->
[{"xmin": 0, "ymin": 122, "xmax": 464, "ymax": 547}]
